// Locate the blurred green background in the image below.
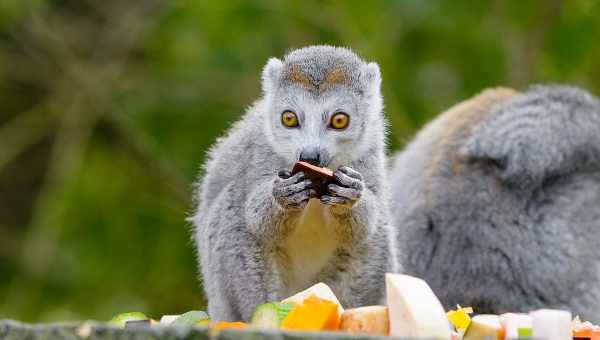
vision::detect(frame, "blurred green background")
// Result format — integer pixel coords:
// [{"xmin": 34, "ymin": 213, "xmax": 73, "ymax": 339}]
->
[{"xmin": 1, "ymin": 0, "xmax": 599, "ymax": 322}]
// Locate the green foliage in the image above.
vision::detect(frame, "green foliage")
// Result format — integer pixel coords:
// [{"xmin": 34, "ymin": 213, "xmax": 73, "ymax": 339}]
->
[{"xmin": 0, "ymin": 0, "xmax": 599, "ymax": 322}]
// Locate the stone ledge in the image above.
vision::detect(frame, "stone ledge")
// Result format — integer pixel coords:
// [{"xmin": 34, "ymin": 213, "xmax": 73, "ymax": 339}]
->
[{"xmin": 0, "ymin": 320, "xmax": 411, "ymax": 340}]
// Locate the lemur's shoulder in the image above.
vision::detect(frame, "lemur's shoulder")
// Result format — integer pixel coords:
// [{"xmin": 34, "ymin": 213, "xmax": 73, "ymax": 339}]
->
[
  {"xmin": 198, "ymin": 100, "xmax": 266, "ymax": 204},
  {"xmin": 430, "ymin": 87, "xmax": 518, "ymax": 149}
]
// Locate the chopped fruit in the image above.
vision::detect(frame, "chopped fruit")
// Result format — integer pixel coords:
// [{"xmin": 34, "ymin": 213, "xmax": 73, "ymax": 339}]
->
[
  {"xmin": 159, "ymin": 315, "xmax": 180, "ymax": 325},
  {"xmin": 464, "ymin": 314, "xmax": 504, "ymax": 340},
  {"xmin": 500, "ymin": 313, "xmax": 531, "ymax": 339},
  {"xmin": 282, "ymin": 282, "xmax": 344, "ymax": 317},
  {"xmin": 339, "ymin": 306, "xmax": 389, "ymax": 336},
  {"xmin": 447, "ymin": 305, "xmax": 473, "ymax": 333},
  {"xmin": 251, "ymin": 302, "xmax": 294, "ymax": 328},
  {"xmin": 281, "ymin": 295, "xmax": 340, "ymax": 331},
  {"xmin": 385, "ymin": 273, "xmax": 451, "ymax": 339},
  {"xmin": 211, "ymin": 321, "xmax": 248, "ymax": 331},
  {"xmin": 125, "ymin": 319, "xmax": 152, "ymax": 329},
  {"xmin": 172, "ymin": 311, "xmax": 210, "ymax": 326},
  {"xmin": 109, "ymin": 312, "xmax": 149, "ymax": 328},
  {"xmin": 573, "ymin": 317, "xmax": 600, "ymax": 340},
  {"xmin": 530, "ymin": 309, "xmax": 571, "ymax": 340},
  {"xmin": 517, "ymin": 327, "xmax": 532, "ymax": 338}
]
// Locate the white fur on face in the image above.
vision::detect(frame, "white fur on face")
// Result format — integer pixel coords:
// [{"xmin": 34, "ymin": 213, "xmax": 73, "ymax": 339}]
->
[{"xmin": 264, "ymin": 86, "xmax": 380, "ymax": 169}]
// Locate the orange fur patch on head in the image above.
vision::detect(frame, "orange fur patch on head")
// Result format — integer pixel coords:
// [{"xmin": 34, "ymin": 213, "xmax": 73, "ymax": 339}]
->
[
  {"xmin": 284, "ymin": 64, "xmax": 349, "ymax": 93},
  {"xmin": 321, "ymin": 66, "xmax": 348, "ymax": 91},
  {"xmin": 287, "ymin": 66, "xmax": 313, "ymax": 89}
]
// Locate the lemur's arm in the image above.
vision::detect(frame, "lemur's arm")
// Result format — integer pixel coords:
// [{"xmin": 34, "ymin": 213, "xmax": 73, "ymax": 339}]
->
[
  {"xmin": 244, "ymin": 172, "xmax": 317, "ymax": 246},
  {"xmin": 461, "ymin": 85, "xmax": 600, "ymax": 188},
  {"xmin": 322, "ymin": 166, "xmax": 379, "ymax": 242}
]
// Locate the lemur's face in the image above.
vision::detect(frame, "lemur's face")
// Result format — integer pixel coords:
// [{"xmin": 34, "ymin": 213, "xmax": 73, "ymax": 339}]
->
[
  {"xmin": 265, "ymin": 87, "xmax": 373, "ymax": 168},
  {"xmin": 260, "ymin": 48, "xmax": 382, "ymax": 168}
]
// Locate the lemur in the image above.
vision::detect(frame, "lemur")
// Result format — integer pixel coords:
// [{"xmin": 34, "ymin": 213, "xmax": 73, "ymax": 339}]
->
[
  {"xmin": 390, "ymin": 85, "xmax": 600, "ymax": 322},
  {"xmin": 192, "ymin": 46, "xmax": 394, "ymax": 322}
]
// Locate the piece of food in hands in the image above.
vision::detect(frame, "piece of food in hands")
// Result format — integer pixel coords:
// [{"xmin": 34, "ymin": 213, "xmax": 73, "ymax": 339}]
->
[
  {"xmin": 282, "ymin": 282, "xmax": 344, "ymax": 316},
  {"xmin": 463, "ymin": 314, "xmax": 504, "ymax": 340},
  {"xmin": 385, "ymin": 273, "xmax": 452, "ymax": 339},
  {"xmin": 291, "ymin": 161, "xmax": 334, "ymax": 195},
  {"xmin": 251, "ymin": 302, "xmax": 294, "ymax": 329},
  {"xmin": 339, "ymin": 306, "xmax": 389, "ymax": 336},
  {"xmin": 281, "ymin": 295, "xmax": 341, "ymax": 331}
]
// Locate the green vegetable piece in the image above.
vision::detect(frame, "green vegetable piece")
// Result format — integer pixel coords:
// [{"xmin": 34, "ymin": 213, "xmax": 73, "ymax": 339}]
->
[
  {"xmin": 110, "ymin": 312, "xmax": 149, "ymax": 328},
  {"xmin": 518, "ymin": 327, "xmax": 533, "ymax": 338},
  {"xmin": 251, "ymin": 302, "xmax": 294, "ymax": 328},
  {"xmin": 172, "ymin": 311, "xmax": 210, "ymax": 326}
]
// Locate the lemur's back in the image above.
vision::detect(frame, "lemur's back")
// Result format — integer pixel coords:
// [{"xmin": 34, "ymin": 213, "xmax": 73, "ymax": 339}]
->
[{"xmin": 390, "ymin": 85, "xmax": 600, "ymax": 322}]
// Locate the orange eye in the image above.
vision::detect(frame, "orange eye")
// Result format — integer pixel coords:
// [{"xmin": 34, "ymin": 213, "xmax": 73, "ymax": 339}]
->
[
  {"xmin": 330, "ymin": 112, "xmax": 349, "ymax": 129},
  {"xmin": 281, "ymin": 111, "xmax": 299, "ymax": 127}
]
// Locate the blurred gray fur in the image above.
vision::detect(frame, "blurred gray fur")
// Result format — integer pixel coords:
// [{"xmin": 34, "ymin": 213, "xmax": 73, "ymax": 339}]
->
[{"xmin": 390, "ymin": 85, "xmax": 600, "ymax": 321}]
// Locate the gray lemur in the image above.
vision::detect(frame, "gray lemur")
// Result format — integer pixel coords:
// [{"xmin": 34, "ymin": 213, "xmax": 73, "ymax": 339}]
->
[
  {"xmin": 390, "ymin": 85, "xmax": 600, "ymax": 322},
  {"xmin": 192, "ymin": 46, "xmax": 394, "ymax": 322}
]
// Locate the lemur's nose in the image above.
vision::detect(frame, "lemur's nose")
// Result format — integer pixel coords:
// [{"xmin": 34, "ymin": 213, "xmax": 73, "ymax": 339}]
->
[{"xmin": 299, "ymin": 147, "xmax": 321, "ymax": 166}]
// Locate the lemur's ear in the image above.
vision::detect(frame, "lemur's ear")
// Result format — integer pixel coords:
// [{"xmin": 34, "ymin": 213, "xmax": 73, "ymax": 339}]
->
[
  {"xmin": 262, "ymin": 57, "xmax": 283, "ymax": 94},
  {"xmin": 360, "ymin": 62, "xmax": 381, "ymax": 95}
]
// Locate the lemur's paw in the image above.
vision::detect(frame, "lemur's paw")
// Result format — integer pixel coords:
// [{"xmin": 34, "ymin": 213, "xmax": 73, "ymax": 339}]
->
[
  {"xmin": 321, "ymin": 166, "xmax": 363, "ymax": 211},
  {"xmin": 273, "ymin": 170, "xmax": 317, "ymax": 210}
]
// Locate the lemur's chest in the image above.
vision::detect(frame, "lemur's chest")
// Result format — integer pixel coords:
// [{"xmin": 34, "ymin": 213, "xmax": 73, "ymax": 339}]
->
[{"xmin": 283, "ymin": 198, "xmax": 339, "ymax": 294}]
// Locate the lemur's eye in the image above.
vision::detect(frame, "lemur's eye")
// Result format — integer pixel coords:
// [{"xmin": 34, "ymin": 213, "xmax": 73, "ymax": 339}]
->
[
  {"xmin": 281, "ymin": 111, "xmax": 299, "ymax": 128},
  {"xmin": 329, "ymin": 112, "xmax": 350, "ymax": 130}
]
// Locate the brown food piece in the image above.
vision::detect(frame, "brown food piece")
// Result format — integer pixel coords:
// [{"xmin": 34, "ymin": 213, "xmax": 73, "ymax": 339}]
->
[
  {"xmin": 291, "ymin": 161, "xmax": 335, "ymax": 196},
  {"xmin": 340, "ymin": 306, "xmax": 389, "ymax": 336}
]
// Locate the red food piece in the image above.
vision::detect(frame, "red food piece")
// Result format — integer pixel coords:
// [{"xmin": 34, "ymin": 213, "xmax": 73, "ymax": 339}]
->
[{"xmin": 291, "ymin": 161, "xmax": 335, "ymax": 196}]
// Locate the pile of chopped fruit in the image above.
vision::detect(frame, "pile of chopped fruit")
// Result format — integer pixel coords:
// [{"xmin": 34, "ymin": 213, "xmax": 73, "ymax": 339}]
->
[{"xmin": 110, "ymin": 273, "xmax": 600, "ymax": 340}]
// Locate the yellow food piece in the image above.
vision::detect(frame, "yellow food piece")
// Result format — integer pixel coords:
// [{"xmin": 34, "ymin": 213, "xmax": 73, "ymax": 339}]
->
[
  {"xmin": 447, "ymin": 305, "xmax": 473, "ymax": 332},
  {"xmin": 464, "ymin": 314, "xmax": 504, "ymax": 340},
  {"xmin": 281, "ymin": 295, "xmax": 340, "ymax": 331},
  {"xmin": 339, "ymin": 306, "xmax": 389, "ymax": 336}
]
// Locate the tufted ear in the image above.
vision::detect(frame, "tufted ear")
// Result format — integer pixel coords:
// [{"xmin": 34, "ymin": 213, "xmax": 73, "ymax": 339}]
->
[
  {"xmin": 261, "ymin": 57, "xmax": 283, "ymax": 95},
  {"xmin": 360, "ymin": 62, "xmax": 382, "ymax": 96}
]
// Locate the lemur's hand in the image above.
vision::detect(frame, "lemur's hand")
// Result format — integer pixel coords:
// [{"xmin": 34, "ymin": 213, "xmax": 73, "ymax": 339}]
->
[
  {"xmin": 322, "ymin": 166, "xmax": 363, "ymax": 211},
  {"xmin": 273, "ymin": 170, "xmax": 317, "ymax": 210}
]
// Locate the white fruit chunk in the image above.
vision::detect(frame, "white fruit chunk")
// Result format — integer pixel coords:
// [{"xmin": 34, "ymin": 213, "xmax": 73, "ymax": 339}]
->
[
  {"xmin": 282, "ymin": 282, "xmax": 344, "ymax": 316},
  {"xmin": 530, "ymin": 309, "xmax": 572, "ymax": 340},
  {"xmin": 159, "ymin": 315, "xmax": 179, "ymax": 325},
  {"xmin": 464, "ymin": 314, "xmax": 504, "ymax": 340},
  {"xmin": 499, "ymin": 313, "xmax": 531, "ymax": 339},
  {"xmin": 340, "ymin": 306, "xmax": 389, "ymax": 336},
  {"xmin": 385, "ymin": 273, "xmax": 451, "ymax": 339}
]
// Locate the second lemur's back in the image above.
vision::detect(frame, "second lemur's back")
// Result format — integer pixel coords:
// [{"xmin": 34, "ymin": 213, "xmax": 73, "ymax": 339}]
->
[{"xmin": 390, "ymin": 85, "xmax": 600, "ymax": 322}]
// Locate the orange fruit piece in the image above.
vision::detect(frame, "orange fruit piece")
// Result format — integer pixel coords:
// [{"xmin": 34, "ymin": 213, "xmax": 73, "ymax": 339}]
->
[
  {"xmin": 212, "ymin": 321, "xmax": 248, "ymax": 331},
  {"xmin": 281, "ymin": 295, "xmax": 340, "ymax": 331}
]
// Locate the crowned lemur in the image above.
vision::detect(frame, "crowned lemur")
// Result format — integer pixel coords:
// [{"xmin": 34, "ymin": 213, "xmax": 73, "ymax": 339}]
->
[
  {"xmin": 390, "ymin": 85, "xmax": 600, "ymax": 322},
  {"xmin": 192, "ymin": 46, "xmax": 394, "ymax": 322}
]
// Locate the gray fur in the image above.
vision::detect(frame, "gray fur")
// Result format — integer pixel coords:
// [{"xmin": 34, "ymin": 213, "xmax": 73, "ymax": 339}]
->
[
  {"xmin": 192, "ymin": 46, "xmax": 394, "ymax": 322},
  {"xmin": 390, "ymin": 85, "xmax": 600, "ymax": 321}
]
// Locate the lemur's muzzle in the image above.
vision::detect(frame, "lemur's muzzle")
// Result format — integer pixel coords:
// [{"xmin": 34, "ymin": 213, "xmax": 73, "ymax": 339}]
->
[{"xmin": 299, "ymin": 147, "xmax": 322, "ymax": 166}]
